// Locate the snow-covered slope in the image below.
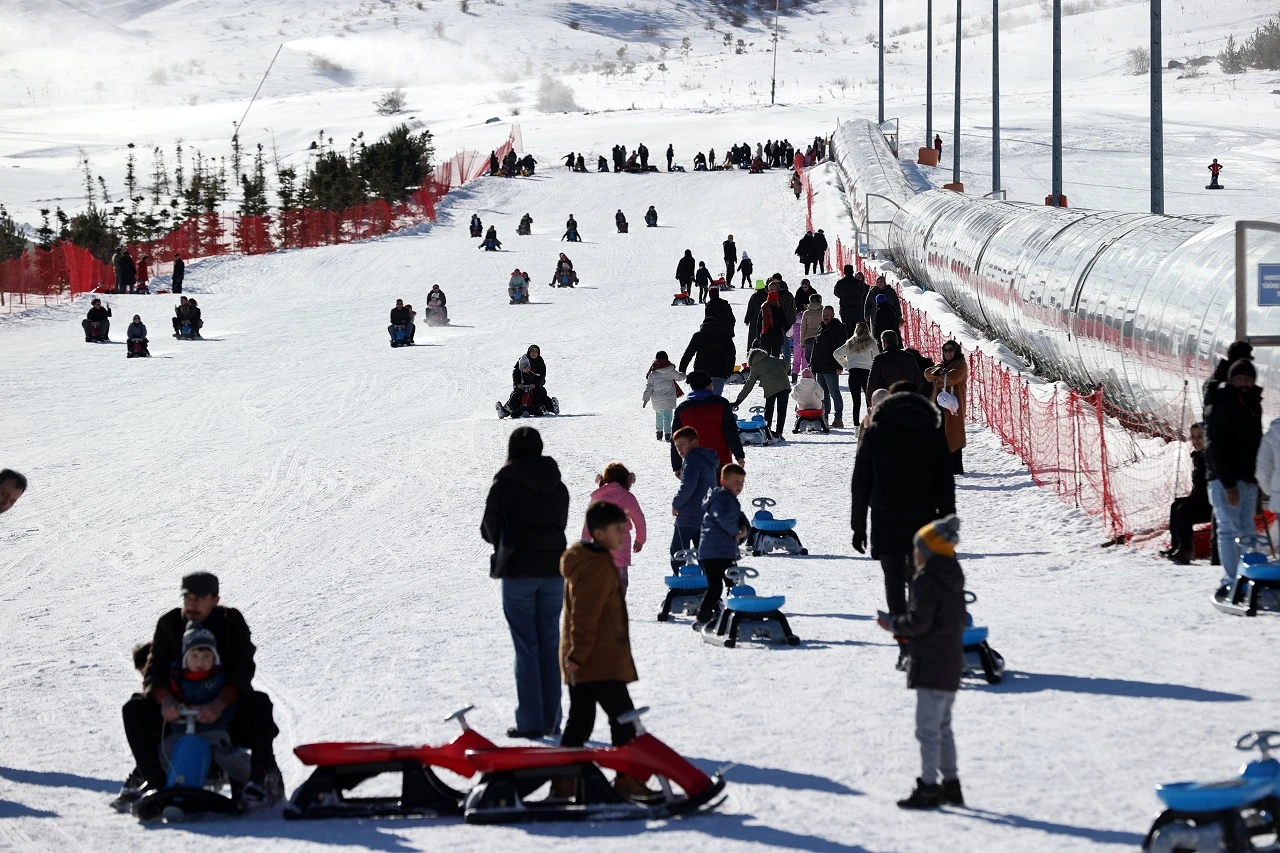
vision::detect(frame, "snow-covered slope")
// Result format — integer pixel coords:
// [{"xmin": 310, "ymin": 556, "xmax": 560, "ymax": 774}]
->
[{"xmin": 3, "ymin": 153, "xmax": 1279, "ymax": 852}]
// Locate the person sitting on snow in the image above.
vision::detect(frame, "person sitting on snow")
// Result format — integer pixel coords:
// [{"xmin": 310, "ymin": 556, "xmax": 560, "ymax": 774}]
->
[
  {"xmin": 597, "ymin": 155, "xmax": 609, "ymax": 173},
  {"xmin": 615, "ymin": 209, "xmax": 628, "ymax": 233},
  {"xmin": 693, "ymin": 152, "xmax": 708, "ymax": 172},
  {"xmin": 518, "ymin": 213, "xmax": 533, "ymax": 235},
  {"xmin": 127, "ymin": 314, "xmax": 148, "ymax": 344},
  {"xmin": 388, "ymin": 298, "xmax": 414, "ymax": 343},
  {"xmin": 426, "ymin": 285, "xmax": 448, "ymax": 324},
  {"xmin": 117, "ymin": 572, "xmax": 282, "ymax": 810},
  {"xmin": 470, "ymin": 213, "xmax": 483, "ymax": 237},
  {"xmin": 551, "ymin": 253, "xmax": 577, "ymax": 286},
  {"xmin": 481, "ymin": 225, "xmax": 502, "ymax": 251},
  {"xmin": 509, "ymin": 269, "xmax": 530, "ymax": 303},
  {"xmin": 562, "ymin": 215, "xmax": 581, "ymax": 242},
  {"xmin": 499, "ymin": 345, "xmax": 557, "ymax": 417},
  {"xmin": 645, "ymin": 206, "xmax": 658, "ymax": 227},
  {"xmin": 82, "ymin": 298, "xmax": 112, "ymax": 341}
]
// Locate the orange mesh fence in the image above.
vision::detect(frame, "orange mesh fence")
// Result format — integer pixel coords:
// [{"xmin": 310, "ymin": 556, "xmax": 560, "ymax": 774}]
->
[
  {"xmin": 1, "ymin": 126, "xmax": 520, "ymax": 312},
  {"xmin": 853, "ymin": 250, "xmax": 1189, "ymax": 544}
]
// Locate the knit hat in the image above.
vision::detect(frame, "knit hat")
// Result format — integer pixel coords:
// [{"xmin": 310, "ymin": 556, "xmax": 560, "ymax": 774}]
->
[
  {"xmin": 686, "ymin": 370, "xmax": 712, "ymax": 390},
  {"xmin": 1229, "ymin": 359, "xmax": 1257, "ymax": 381},
  {"xmin": 914, "ymin": 515, "xmax": 961, "ymax": 559},
  {"xmin": 508, "ymin": 426, "xmax": 543, "ymax": 460},
  {"xmin": 181, "ymin": 620, "xmax": 220, "ymax": 666}
]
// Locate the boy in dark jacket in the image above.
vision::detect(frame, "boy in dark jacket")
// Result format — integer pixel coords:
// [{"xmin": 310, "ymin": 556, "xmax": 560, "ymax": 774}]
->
[
  {"xmin": 1204, "ymin": 359, "xmax": 1264, "ymax": 584},
  {"xmin": 877, "ymin": 514, "xmax": 966, "ymax": 810},
  {"xmin": 695, "ymin": 464, "xmax": 749, "ymax": 626},
  {"xmin": 670, "ymin": 427, "xmax": 719, "ymax": 570},
  {"xmin": 669, "ymin": 371, "xmax": 745, "ymax": 471}
]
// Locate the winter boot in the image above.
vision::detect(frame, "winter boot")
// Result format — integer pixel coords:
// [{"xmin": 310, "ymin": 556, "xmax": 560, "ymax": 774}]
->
[
  {"xmin": 496, "ymin": 401, "xmax": 510, "ymax": 419},
  {"xmin": 614, "ymin": 774, "xmax": 657, "ymax": 798},
  {"xmin": 831, "ymin": 418, "xmax": 845, "ymax": 429},
  {"xmin": 550, "ymin": 777, "xmax": 577, "ymax": 800},
  {"xmin": 941, "ymin": 778, "xmax": 964, "ymax": 806},
  {"xmin": 657, "ymin": 431, "xmax": 664, "ymax": 441},
  {"xmin": 895, "ymin": 640, "xmax": 910, "ymax": 672},
  {"xmin": 897, "ymin": 778, "xmax": 943, "ymax": 810},
  {"xmin": 664, "ymin": 433, "xmax": 672, "ymax": 442}
]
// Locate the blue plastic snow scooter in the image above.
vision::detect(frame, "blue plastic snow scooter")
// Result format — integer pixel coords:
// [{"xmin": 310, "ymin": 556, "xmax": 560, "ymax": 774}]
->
[
  {"xmin": 658, "ymin": 548, "xmax": 708, "ymax": 622},
  {"xmin": 1142, "ymin": 730, "xmax": 1280, "ymax": 852},
  {"xmin": 700, "ymin": 567, "xmax": 800, "ymax": 648},
  {"xmin": 132, "ymin": 708, "xmax": 248, "ymax": 822}
]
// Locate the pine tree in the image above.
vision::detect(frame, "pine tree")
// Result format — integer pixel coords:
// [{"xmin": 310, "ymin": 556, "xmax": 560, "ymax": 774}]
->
[
  {"xmin": 359, "ymin": 124, "xmax": 435, "ymax": 203},
  {"xmin": 1218, "ymin": 34, "xmax": 1247, "ymax": 74},
  {"xmin": 35, "ymin": 208, "xmax": 55, "ymax": 249},
  {"xmin": 239, "ymin": 144, "xmax": 271, "ymax": 217},
  {"xmin": 0, "ymin": 204, "xmax": 27, "ymax": 260}
]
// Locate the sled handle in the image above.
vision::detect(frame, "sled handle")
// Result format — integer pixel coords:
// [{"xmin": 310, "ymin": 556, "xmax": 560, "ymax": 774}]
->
[
  {"xmin": 751, "ymin": 497, "xmax": 777, "ymax": 509},
  {"xmin": 673, "ymin": 548, "xmax": 698, "ymax": 566},
  {"xmin": 617, "ymin": 706, "xmax": 650, "ymax": 735},
  {"xmin": 750, "ymin": 405, "xmax": 766, "ymax": 415},
  {"xmin": 963, "ymin": 590, "xmax": 977, "ymax": 604},
  {"xmin": 445, "ymin": 705, "xmax": 476, "ymax": 731},
  {"xmin": 725, "ymin": 567, "xmax": 760, "ymax": 583},
  {"xmin": 1236, "ymin": 731, "xmax": 1280, "ymax": 756}
]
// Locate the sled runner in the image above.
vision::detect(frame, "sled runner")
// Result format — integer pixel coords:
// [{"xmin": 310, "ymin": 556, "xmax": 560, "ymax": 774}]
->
[
  {"xmin": 286, "ymin": 706, "xmax": 490, "ymax": 820},
  {"xmin": 672, "ymin": 292, "xmax": 696, "ymax": 307},
  {"xmin": 130, "ymin": 709, "xmax": 249, "ymax": 822},
  {"xmin": 793, "ymin": 408, "xmax": 827, "ymax": 434},
  {"xmin": 961, "ymin": 591, "xmax": 1005, "ymax": 685},
  {"xmin": 700, "ymin": 567, "xmax": 800, "ymax": 648},
  {"xmin": 746, "ymin": 497, "xmax": 807, "ymax": 556},
  {"xmin": 462, "ymin": 707, "xmax": 726, "ymax": 824},
  {"xmin": 658, "ymin": 549, "xmax": 709, "ymax": 622}
]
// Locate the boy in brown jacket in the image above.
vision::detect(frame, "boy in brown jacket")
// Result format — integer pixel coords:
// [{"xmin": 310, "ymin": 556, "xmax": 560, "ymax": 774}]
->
[{"xmin": 560, "ymin": 501, "xmax": 650, "ymax": 796}]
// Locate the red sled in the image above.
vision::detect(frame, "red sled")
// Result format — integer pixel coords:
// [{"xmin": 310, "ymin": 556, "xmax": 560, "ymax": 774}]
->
[
  {"xmin": 285, "ymin": 706, "xmax": 491, "ymax": 819},
  {"xmin": 672, "ymin": 292, "xmax": 696, "ymax": 306}
]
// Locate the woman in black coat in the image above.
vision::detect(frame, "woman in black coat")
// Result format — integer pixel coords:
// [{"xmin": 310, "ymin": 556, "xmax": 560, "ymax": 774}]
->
[{"xmin": 675, "ymin": 250, "xmax": 696, "ymax": 292}]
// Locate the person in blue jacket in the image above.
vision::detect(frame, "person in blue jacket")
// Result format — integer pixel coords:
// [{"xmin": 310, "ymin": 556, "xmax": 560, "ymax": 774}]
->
[
  {"xmin": 670, "ymin": 427, "xmax": 719, "ymax": 571},
  {"xmin": 696, "ymin": 463, "xmax": 749, "ymax": 625}
]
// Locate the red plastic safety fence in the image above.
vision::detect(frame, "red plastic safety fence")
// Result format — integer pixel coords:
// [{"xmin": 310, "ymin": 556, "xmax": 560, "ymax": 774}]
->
[
  {"xmin": 875, "ymin": 249, "xmax": 1189, "ymax": 544},
  {"xmin": 1, "ymin": 126, "xmax": 521, "ymax": 308}
]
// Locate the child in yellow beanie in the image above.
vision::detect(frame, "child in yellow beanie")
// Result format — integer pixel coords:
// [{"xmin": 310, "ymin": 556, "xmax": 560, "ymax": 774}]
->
[{"xmin": 876, "ymin": 514, "xmax": 967, "ymax": 810}]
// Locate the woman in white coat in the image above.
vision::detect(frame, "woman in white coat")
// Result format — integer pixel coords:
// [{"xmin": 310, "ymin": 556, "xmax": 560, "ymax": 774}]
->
[{"xmin": 642, "ymin": 350, "xmax": 687, "ymax": 441}]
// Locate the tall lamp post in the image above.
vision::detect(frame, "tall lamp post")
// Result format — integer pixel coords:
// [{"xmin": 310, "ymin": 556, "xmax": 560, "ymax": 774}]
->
[
  {"xmin": 926, "ymin": 0, "xmax": 934, "ymax": 148},
  {"xmin": 770, "ymin": 0, "xmax": 781, "ymax": 105},
  {"xmin": 1150, "ymin": 0, "xmax": 1164, "ymax": 213},
  {"xmin": 878, "ymin": 0, "xmax": 885, "ymax": 124},
  {"xmin": 1050, "ymin": 0, "xmax": 1063, "ymax": 206},
  {"xmin": 992, "ymin": 0, "xmax": 1001, "ymax": 196},
  {"xmin": 953, "ymin": 0, "xmax": 962, "ymax": 186}
]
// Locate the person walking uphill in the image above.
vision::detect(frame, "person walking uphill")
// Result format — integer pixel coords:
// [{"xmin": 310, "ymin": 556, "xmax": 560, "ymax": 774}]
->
[
  {"xmin": 583, "ymin": 463, "xmax": 646, "ymax": 595},
  {"xmin": 481, "ymin": 426, "xmax": 571, "ymax": 739},
  {"xmin": 670, "ymin": 427, "xmax": 719, "ymax": 571},
  {"xmin": 669, "ymin": 371, "xmax": 744, "ymax": 473},
  {"xmin": 851, "ymin": 388, "xmax": 956, "ymax": 667},
  {"xmin": 676, "ymin": 250, "xmax": 696, "ymax": 296},
  {"xmin": 923, "ymin": 341, "xmax": 968, "ymax": 474},
  {"xmin": 833, "ymin": 266, "xmax": 868, "ymax": 331},
  {"xmin": 876, "ymin": 515, "xmax": 967, "ymax": 810},
  {"xmin": 679, "ymin": 316, "xmax": 736, "ymax": 397},
  {"xmin": 643, "ymin": 351, "xmax": 686, "ymax": 441},
  {"xmin": 722, "ymin": 235, "xmax": 737, "ymax": 288},
  {"xmin": 1204, "ymin": 359, "xmax": 1264, "ymax": 589}
]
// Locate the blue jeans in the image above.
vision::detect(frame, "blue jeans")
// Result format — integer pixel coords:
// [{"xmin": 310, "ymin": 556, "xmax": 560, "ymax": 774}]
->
[
  {"xmin": 670, "ymin": 525, "xmax": 701, "ymax": 572},
  {"xmin": 501, "ymin": 577, "xmax": 564, "ymax": 733},
  {"xmin": 711, "ymin": 377, "xmax": 726, "ymax": 397},
  {"xmin": 816, "ymin": 372, "xmax": 844, "ymax": 418},
  {"xmin": 782, "ymin": 335, "xmax": 794, "ymax": 370},
  {"xmin": 1209, "ymin": 480, "xmax": 1259, "ymax": 581},
  {"xmin": 388, "ymin": 322, "xmax": 415, "ymax": 341}
]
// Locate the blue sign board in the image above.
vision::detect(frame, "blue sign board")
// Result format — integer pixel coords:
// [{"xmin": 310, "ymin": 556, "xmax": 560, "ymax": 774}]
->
[{"xmin": 1260, "ymin": 264, "xmax": 1280, "ymax": 307}]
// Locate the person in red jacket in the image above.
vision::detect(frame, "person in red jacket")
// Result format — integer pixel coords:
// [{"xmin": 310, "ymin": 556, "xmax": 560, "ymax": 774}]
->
[
  {"xmin": 668, "ymin": 371, "xmax": 745, "ymax": 475},
  {"xmin": 1208, "ymin": 159, "xmax": 1224, "ymax": 189}
]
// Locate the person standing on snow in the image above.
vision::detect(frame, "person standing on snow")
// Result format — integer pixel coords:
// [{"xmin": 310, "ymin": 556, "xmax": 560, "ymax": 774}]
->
[
  {"xmin": 675, "ymin": 249, "xmax": 697, "ymax": 295},
  {"xmin": 669, "ymin": 371, "xmax": 744, "ymax": 473},
  {"xmin": 851, "ymin": 385, "xmax": 956, "ymax": 668},
  {"xmin": 679, "ymin": 315, "xmax": 736, "ymax": 397},
  {"xmin": 738, "ymin": 251, "xmax": 754, "ymax": 288},
  {"xmin": 666, "ymin": 144, "xmax": 674, "ymax": 171},
  {"xmin": 1204, "ymin": 359, "xmax": 1264, "ymax": 591},
  {"xmin": 481, "ymin": 426, "xmax": 571, "ymax": 740},
  {"xmin": 1208, "ymin": 159, "xmax": 1224, "ymax": 189},
  {"xmin": 833, "ymin": 266, "xmax": 868, "ymax": 331},
  {"xmin": 704, "ymin": 286, "xmax": 735, "ymax": 334},
  {"xmin": 722, "ymin": 235, "xmax": 737, "ymax": 288},
  {"xmin": 638, "ymin": 143, "xmax": 649, "ymax": 170},
  {"xmin": 171, "ymin": 252, "xmax": 185, "ymax": 294},
  {"xmin": 795, "ymin": 231, "xmax": 816, "ymax": 276},
  {"xmin": 695, "ymin": 262, "xmax": 713, "ymax": 304},
  {"xmin": 812, "ymin": 229, "xmax": 829, "ymax": 274}
]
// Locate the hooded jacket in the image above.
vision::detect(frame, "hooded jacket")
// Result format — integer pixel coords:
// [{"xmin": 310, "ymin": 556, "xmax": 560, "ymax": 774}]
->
[
  {"xmin": 679, "ymin": 318, "xmax": 737, "ymax": 378},
  {"xmin": 795, "ymin": 233, "xmax": 815, "ymax": 262},
  {"xmin": 1204, "ymin": 381, "xmax": 1264, "ymax": 488},
  {"xmin": 582, "ymin": 482, "xmax": 646, "ymax": 569},
  {"xmin": 670, "ymin": 390, "xmax": 744, "ymax": 472},
  {"xmin": 889, "ymin": 555, "xmax": 967, "ymax": 692},
  {"xmin": 850, "ymin": 392, "xmax": 956, "ymax": 556},
  {"xmin": 867, "ymin": 347, "xmax": 926, "ymax": 402},
  {"xmin": 673, "ymin": 446, "xmax": 719, "ymax": 527},
  {"xmin": 695, "ymin": 266, "xmax": 713, "ymax": 288},
  {"xmin": 513, "ymin": 353, "xmax": 547, "ymax": 388},
  {"xmin": 643, "ymin": 362, "xmax": 686, "ymax": 411},
  {"xmin": 793, "ymin": 374, "xmax": 825, "ymax": 410},
  {"xmin": 810, "ymin": 318, "xmax": 849, "ymax": 375},
  {"xmin": 559, "ymin": 541, "xmax": 637, "ymax": 684},
  {"xmin": 736, "ymin": 348, "xmax": 791, "ymax": 402},
  {"xmin": 676, "ymin": 253, "xmax": 696, "ymax": 284},
  {"xmin": 799, "ymin": 304, "xmax": 824, "ymax": 343},
  {"xmin": 705, "ymin": 293, "xmax": 735, "ymax": 332},
  {"xmin": 699, "ymin": 487, "xmax": 748, "ymax": 560},
  {"xmin": 833, "ymin": 273, "xmax": 869, "ymax": 323},
  {"xmin": 481, "ymin": 456, "xmax": 571, "ymax": 579},
  {"xmin": 864, "ymin": 286, "xmax": 901, "ymax": 329}
]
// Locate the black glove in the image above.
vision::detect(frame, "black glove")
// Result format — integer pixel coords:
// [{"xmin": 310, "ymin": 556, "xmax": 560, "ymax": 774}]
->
[{"xmin": 852, "ymin": 530, "xmax": 867, "ymax": 554}]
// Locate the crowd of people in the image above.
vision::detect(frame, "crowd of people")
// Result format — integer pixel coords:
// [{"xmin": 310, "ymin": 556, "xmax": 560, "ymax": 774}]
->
[{"xmin": 560, "ymin": 136, "xmax": 830, "ymax": 175}]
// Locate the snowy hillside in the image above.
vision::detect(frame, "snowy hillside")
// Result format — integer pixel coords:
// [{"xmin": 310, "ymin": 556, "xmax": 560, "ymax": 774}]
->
[{"xmin": 1, "ymin": 0, "xmax": 1279, "ymax": 224}]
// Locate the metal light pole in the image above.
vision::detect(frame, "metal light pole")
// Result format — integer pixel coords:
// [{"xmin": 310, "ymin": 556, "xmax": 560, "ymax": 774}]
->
[
  {"xmin": 1150, "ymin": 0, "xmax": 1164, "ymax": 214},
  {"xmin": 953, "ymin": 0, "xmax": 962, "ymax": 186},
  {"xmin": 1051, "ymin": 0, "xmax": 1063, "ymax": 206},
  {"xmin": 878, "ymin": 0, "xmax": 885, "ymax": 124},
  {"xmin": 926, "ymin": 0, "xmax": 934, "ymax": 148},
  {"xmin": 992, "ymin": 0, "xmax": 1001, "ymax": 196},
  {"xmin": 770, "ymin": 0, "xmax": 781, "ymax": 105}
]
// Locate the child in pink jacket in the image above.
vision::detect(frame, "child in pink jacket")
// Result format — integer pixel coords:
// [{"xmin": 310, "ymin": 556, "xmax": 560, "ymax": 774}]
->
[{"xmin": 581, "ymin": 461, "xmax": 647, "ymax": 594}]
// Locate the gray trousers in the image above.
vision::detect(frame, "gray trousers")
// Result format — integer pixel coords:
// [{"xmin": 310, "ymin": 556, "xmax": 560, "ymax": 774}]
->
[{"xmin": 915, "ymin": 688, "xmax": 958, "ymax": 785}]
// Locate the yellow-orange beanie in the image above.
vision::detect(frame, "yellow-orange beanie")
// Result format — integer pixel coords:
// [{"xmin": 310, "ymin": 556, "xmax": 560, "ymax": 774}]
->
[{"xmin": 914, "ymin": 514, "xmax": 961, "ymax": 558}]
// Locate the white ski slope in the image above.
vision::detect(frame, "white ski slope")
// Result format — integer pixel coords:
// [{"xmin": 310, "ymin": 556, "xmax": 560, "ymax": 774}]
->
[{"xmin": 3, "ymin": 154, "xmax": 1280, "ymax": 852}]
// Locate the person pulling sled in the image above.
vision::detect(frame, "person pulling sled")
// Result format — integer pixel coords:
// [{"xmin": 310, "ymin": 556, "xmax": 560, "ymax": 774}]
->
[
  {"xmin": 470, "ymin": 214, "xmax": 483, "ymax": 238},
  {"xmin": 83, "ymin": 298, "xmax": 112, "ymax": 342},
  {"xmin": 615, "ymin": 209, "xmax": 628, "ymax": 234},
  {"xmin": 480, "ymin": 225, "xmax": 502, "ymax": 251},
  {"xmin": 551, "ymin": 254, "xmax": 578, "ymax": 288},
  {"xmin": 562, "ymin": 215, "xmax": 582, "ymax": 242},
  {"xmin": 127, "ymin": 314, "xmax": 150, "ymax": 358},
  {"xmin": 517, "ymin": 213, "xmax": 533, "ymax": 235},
  {"xmin": 497, "ymin": 345, "xmax": 559, "ymax": 418}
]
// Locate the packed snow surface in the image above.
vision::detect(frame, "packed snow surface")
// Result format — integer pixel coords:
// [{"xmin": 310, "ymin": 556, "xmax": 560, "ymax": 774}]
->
[{"xmin": 4, "ymin": 149, "xmax": 1280, "ymax": 852}]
